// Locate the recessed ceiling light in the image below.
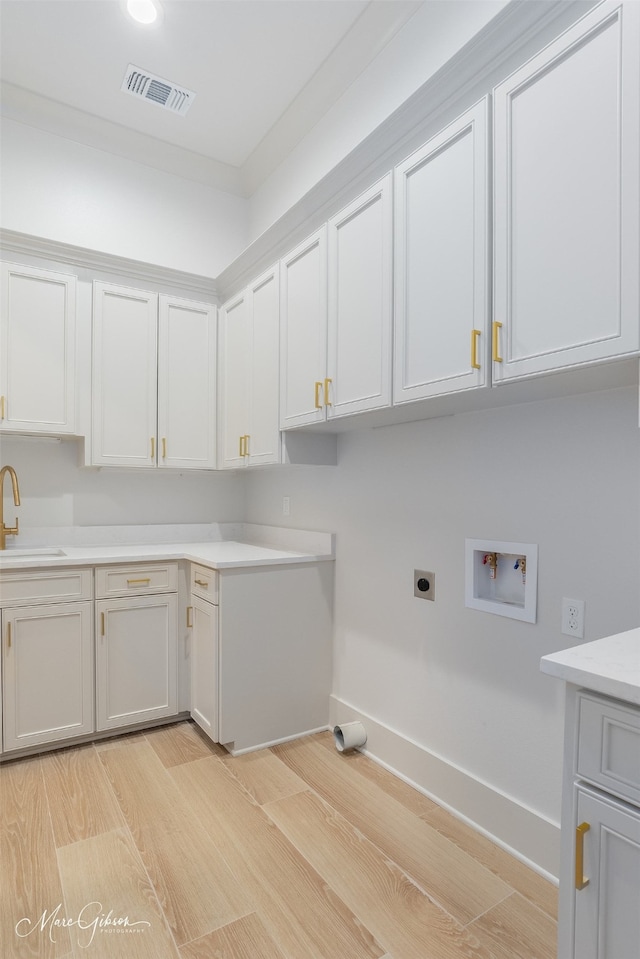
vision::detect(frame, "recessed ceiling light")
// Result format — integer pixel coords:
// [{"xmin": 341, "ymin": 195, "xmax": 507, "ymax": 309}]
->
[{"xmin": 126, "ymin": 0, "xmax": 160, "ymax": 25}]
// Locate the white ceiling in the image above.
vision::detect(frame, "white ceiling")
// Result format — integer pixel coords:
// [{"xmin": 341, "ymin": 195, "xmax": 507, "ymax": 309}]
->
[{"xmin": 0, "ymin": 0, "xmax": 421, "ymax": 194}]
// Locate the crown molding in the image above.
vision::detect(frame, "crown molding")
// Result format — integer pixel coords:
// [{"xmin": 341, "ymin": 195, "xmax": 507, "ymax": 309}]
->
[
  {"xmin": 240, "ymin": 1, "xmax": 422, "ymax": 197},
  {"xmin": 0, "ymin": 229, "xmax": 218, "ymax": 299},
  {"xmin": 217, "ymin": 0, "xmax": 597, "ymax": 299}
]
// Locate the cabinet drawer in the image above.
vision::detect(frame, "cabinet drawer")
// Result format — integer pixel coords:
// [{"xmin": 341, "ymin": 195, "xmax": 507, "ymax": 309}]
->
[
  {"xmin": 0, "ymin": 568, "xmax": 92, "ymax": 607},
  {"xmin": 577, "ymin": 693, "xmax": 640, "ymax": 807},
  {"xmin": 95, "ymin": 563, "xmax": 178, "ymax": 598},
  {"xmin": 190, "ymin": 564, "xmax": 218, "ymax": 603}
]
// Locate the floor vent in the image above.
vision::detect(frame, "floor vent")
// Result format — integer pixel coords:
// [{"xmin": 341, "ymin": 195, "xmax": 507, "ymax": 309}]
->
[{"xmin": 121, "ymin": 64, "xmax": 196, "ymax": 116}]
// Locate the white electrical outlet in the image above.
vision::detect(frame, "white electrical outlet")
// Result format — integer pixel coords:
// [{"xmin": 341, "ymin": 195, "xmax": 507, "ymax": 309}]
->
[
  {"xmin": 282, "ymin": 496, "xmax": 290, "ymax": 516},
  {"xmin": 561, "ymin": 598, "xmax": 585, "ymax": 639}
]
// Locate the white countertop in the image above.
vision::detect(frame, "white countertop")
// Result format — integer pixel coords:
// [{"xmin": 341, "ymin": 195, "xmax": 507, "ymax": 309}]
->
[
  {"xmin": 0, "ymin": 523, "xmax": 335, "ymax": 572},
  {"xmin": 540, "ymin": 627, "xmax": 640, "ymax": 706}
]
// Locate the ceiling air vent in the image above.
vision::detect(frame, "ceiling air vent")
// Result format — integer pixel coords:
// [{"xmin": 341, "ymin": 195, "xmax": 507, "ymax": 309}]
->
[{"xmin": 121, "ymin": 64, "xmax": 195, "ymax": 116}]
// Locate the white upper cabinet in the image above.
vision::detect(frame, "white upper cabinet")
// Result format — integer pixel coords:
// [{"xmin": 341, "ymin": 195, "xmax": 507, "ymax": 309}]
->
[
  {"xmin": 394, "ymin": 100, "xmax": 489, "ymax": 404},
  {"xmin": 219, "ymin": 289, "xmax": 250, "ymax": 468},
  {"xmin": 158, "ymin": 295, "xmax": 217, "ymax": 469},
  {"xmin": 219, "ymin": 266, "xmax": 280, "ymax": 468},
  {"xmin": 248, "ymin": 267, "xmax": 280, "ymax": 465},
  {"xmin": 92, "ymin": 283, "xmax": 158, "ymax": 467},
  {"xmin": 0, "ymin": 262, "xmax": 77, "ymax": 434},
  {"xmin": 280, "ymin": 176, "xmax": 393, "ymax": 429},
  {"xmin": 92, "ymin": 282, "xmax": 216, "ymax": 468},
  {"xmin": 327, "ymin": 175, "xmax": 393, "ymax": 419},
  {"xmin": 280, "ymin": 227, "xmax": 328, "ymax": 429},
  {"xmin": 492, "ymin": 0, "xmax": 640, "ymax": 383}
]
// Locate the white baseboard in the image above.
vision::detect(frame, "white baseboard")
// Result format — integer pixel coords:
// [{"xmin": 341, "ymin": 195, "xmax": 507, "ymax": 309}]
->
[{"xmin": 329, "ymin": 695, "xmax": 560, "ymax": 881}]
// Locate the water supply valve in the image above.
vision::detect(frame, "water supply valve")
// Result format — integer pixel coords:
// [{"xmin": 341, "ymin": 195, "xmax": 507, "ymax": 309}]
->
[{"xmin": 483, "ymin": 552, "xmax": 498, "ymax": 579}]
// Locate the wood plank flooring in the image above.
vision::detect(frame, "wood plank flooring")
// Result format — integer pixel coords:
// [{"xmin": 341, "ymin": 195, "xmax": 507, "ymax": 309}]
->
[{"xmin": 0, "ymin": 722, "xmax": 558, "ymax": 959}]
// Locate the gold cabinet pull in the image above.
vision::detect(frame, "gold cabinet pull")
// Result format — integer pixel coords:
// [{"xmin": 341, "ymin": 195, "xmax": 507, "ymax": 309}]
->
[
  {"xmin": 0, "ymin": 395, "xmax": 5, "ymax": 420},
  {"xmin": 186, "ymin": 606, "xmax": 193, "ymax": 628},
  {"xmin": 492, "ymin": 321, "xmax": 503, "ymax": 363},
  {"xmin": 151, "ymin": 436, "xmax": 155, "ymax": 459},
  {"xmin": 239, "ymin": 435, "xmax": 244, "ymax": 457},
  {"xmin": 127, "ymin": 577, "xmax": 151, "ymax": 586},
  {"xmin": 314, "ymin": 381, "xmax": 323, "ymax": 409},
  {"xmin": 162, "ymin": 437, "xmax": 167, "ymax": 459},
  {"xmin": 100, "ymin": 612, "xmax": 105, "ymax": 637},
  {"xmin": 575, "ymin": 822, "xmax": 590, "ymax": 890},
  {"xmin": 7, "ymin": 622, "xmax": 11, "ymax": 648},
  {"xmin": 194, "ymin": 578, "xmax": 208, "ymax": 588},
  {"xmin": 324, "ymin": 378, "xmax": 332, "ymax": 407},
  {"xmin": 471, "ymin": 329, "xmax": 481, "ymax": 370},
  {"xmin": 244, "ymin": 434, "xmax": 250, "ymax": 457}
]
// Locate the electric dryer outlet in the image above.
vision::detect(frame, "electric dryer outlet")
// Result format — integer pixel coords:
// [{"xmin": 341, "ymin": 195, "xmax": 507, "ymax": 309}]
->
[{"xmin": 414, "ymin": 570, "xmax": 435, "ymax": 601}]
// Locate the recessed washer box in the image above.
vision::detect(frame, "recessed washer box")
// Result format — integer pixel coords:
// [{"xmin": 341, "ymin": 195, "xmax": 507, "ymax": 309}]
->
[{"xmin": 465, "ymin": 539, "xmax": 538, "ymax": 623}]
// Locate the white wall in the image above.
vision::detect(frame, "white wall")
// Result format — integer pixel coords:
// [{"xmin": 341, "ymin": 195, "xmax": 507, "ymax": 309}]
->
[
  {"xmin": 245, "ymin": 387, "xmax": 640, "ymax": 870},
  {"xmin": 0, "ymin": 119, "xmax": 248, "ymax": 277},
  {"xmin": 247, "ymin": 0, "xmax": 509, "ymax": 240},
  {"xmin": 0, "ymin": 435, "xmax": 245, "ymax": 528}
]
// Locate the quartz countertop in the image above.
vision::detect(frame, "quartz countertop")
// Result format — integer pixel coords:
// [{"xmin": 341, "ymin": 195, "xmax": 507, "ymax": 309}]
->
[
  {"xmin": 0, "ymin": 523, "xmax": 335, "ymax": 572},
  {"xmin": 540, "ymin": 627, "xmax": 640, "ymax": 706}
]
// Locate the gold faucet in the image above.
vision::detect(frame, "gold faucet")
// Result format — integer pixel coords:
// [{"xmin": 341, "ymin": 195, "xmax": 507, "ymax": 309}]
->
[{"xmin": 0, "ymin": 465, "xmax": 20, "ymax": 550}]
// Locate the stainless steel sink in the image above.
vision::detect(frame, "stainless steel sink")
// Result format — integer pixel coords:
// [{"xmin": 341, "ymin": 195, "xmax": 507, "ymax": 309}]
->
[{"xmin": 0, "ymin": 547, "xmax": 66, "ymax": 558}]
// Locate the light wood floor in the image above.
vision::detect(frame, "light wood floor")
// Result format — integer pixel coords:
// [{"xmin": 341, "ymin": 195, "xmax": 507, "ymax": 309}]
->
[{"xmin": 0, "ymin": 722, "xmax": 558, "ymax": 959}]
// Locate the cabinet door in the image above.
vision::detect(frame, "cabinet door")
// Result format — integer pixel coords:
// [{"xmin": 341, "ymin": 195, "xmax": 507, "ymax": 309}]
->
[
  {"xmin": 493, "ymin": 1, "xmax": 640, "ymax": 382},
  {"xmin": 158, "ymin": 295, "xmax": 217, "ymax": 469},
  {"xmin": 2, "ymin": 602, "xmax": 94, "ymax": 751},
  {"xmin": 248, "ymin": 266, "xmax": 281, "ymax": 466},
  {"xmin": 327, "ymin": 175, "xmax": 392, "ymax": 419},
  {"xmin": 279, "ymin": 227, "xmax": 328, "ymax": 429},
  {"xmin": 0, "ymin": 262, "xmax": 76, "ymax": 434},
  {"xmin": 96, "ymin": 594, "xmax": 177, "ymax": 730},
  {"xmin": 573, "ymin": 786, "xmax": 640, "ymax": 959},
  {"xmin": 92, "ymin": 282, "xmax": 158, "ymax": 466},
  {"xmin": 190, "ymin": 595, "xmax": 218, "ymax": 742},
  {"xmin": 394, "ymin": 100, "xmax": 489, "ymax": 403},
  {"xmin": 218, "ymin": 290, "xmax": 250, "ymax": 469}
]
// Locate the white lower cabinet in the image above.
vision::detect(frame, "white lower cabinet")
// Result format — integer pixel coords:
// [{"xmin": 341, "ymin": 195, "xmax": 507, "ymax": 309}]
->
[
  {"xmin": 2, "ymin": 602, "xmax": 94, "ymax": 751},
  {"xmin": 96, "ymin": 594, "xmax": 178, "ymax": 730},
  {"xmin": 188, "ymin": 561, "xmax": 333, "ymax": 754},
  {"xmin": 1, "ymin": 568, "xmax": 94, "ymax": 753},
  {"xmin": 188, "ymin": 563, "xmax": 219, "ymax": 741},
  {"xmin": 95, "ymin": 563, "xmax": 178, "ymax": 731},
  {"xmin": 573, "ymin": 785, "xmax": 640, "ymax": 959},
  {"xmin": 189, "ymin": 573, "xmax": 219, "ymax": 741},
  {"xmin": 218, "ymin": 564, "xmax": 332, "ymax": 753},
  {"xmin": 558, "ymin": 689, "xmax": 640, "ymax": 959}
]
